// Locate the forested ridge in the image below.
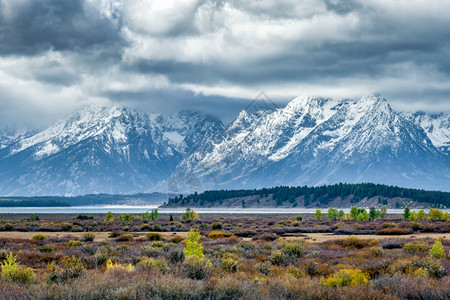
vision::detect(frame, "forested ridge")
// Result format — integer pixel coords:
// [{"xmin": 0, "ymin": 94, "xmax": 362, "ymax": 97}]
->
[{"xmin": 166, "ymin": 183, "xmax": 450, "ymax": 208}]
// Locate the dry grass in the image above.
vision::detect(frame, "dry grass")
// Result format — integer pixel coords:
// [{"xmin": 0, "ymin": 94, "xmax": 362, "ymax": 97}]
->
[
  {"xmin": 282, "ymin": 232, "xmax": 448, "ymax": 244},
  {"xmin": 0, "ymin": 231, "xmax": 188, "ymax": 242}
]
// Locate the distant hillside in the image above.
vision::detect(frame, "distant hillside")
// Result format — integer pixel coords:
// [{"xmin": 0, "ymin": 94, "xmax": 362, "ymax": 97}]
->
[
  {"xmin": 163, "ymin": 183, "xmax": 450, "ymax": 209},
  {"xmin": 0, "ymin": 192, "xmax": 171, "ymax": 207}
]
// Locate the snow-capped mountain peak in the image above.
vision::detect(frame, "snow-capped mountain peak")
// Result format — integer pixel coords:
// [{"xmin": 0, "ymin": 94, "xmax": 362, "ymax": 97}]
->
[
  {"xmin": 172, "ymin": 93, "xmax": 450, "ymax": 193},
  {"xmin": 406, "ymin": 110, "xmax": 450, "ymax": 154},
  {"xmin": 1, "ymin": 94, "xmax": 449, "ymax": 196},
  {"xmin": 0, "ymin": 105, "xmax": 223, "ymax": 196}
]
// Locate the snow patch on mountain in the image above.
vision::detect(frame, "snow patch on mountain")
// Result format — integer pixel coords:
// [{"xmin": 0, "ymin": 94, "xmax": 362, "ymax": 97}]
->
[{"xmin": 405, "ymin": 111, "xmax": 450, "ymax": 154}]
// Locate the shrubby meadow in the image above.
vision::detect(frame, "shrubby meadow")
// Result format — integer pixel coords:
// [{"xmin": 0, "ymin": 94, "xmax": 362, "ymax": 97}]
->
[{"xmin": 0, "ymin": 207, "xmax": 449, "ymax": 299}]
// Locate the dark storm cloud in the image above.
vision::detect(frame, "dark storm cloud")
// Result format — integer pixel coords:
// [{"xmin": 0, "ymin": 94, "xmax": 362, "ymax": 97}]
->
[
  {"xmin": 324, "ymin": 0, "xmax": 361, "ymax": 15},
  {"xmin": 1, "ymin": 0, "xmax": 450, "ymax": 129},
  {"xmin": 0, "ymin": 0, "xmax": 126, "ymax": 55},
  {"xmin": 117, "ymin": 0, "xmax": 450, "ymax": 98},
  {"xmin": 125, "ymin": 37, "xmax": 445, "ymax": 87}
]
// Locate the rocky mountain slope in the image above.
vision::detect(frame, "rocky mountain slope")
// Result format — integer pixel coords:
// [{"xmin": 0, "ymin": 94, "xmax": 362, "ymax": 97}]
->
[
  {"xmin": 172, "ymin": 94, "xmax": 450, "ymax": 192},
  {"xmin": 0, "ymin": 105, "xmax": 223, "ymax": 196},
  {"xmin": 0, "ymin": 94, "xmax": 449, "ymax": 196}
]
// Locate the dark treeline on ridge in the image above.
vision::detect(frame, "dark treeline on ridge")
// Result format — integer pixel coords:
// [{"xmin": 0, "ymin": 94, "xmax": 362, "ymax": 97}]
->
[
  {"xmin": 0, "ymin": 193, "xmax": 170, "ymax": 207},
  {"xmin": 167, "ymin": 183, "xmax": 450, "ymax": 208},
  {"xmin": 0, "ymin": 198, "xmax": 70, "ymax": 207}
]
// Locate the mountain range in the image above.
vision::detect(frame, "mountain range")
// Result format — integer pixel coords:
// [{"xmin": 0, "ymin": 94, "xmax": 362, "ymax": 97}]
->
[{"xmin": 0, "ymin": 94, "xmax": 449, "ymax": 196}]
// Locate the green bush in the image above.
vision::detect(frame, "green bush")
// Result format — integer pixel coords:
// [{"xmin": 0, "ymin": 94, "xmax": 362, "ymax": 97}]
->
[
  {"xmin": 66, "ymin": 240, "xmax": 83, "ymax": 247},
  {"xmin": 376, "ymin": 227, "xmax": 412, "ymax": 235},
  {"xmin": 29, "ymin": 214, "xmax": 39, "ymax": 221},
  {"xmin": 180, "ymin": 207, "xmax": 199, "ymax": 221},
  {"xmin": 167, "ymin": 247, "xmax": 185, "ymax": 263},
  {"xmin": 281, "ymin": 241, "xmax": 304, "ymax": 261},
  {"xmin": 71, "ymin": 225, "xmax": 83, "ymax": 232},
  {"xmin": 343, "ymin": 235, "xmax": 359, "ymax": 248},
  {"xmin": 56, "ymin": 256, "xmax": 85, "ymax": 281},
  {"xmin": 221, "ymin": 253, "xmax": 240, "ymax": 272},
  {"xmin": 183, "ymin": 256, "xmax": 212, "ymax": 280},
  {"xmin": 410, "ymin": 222, "xmax": 421, "ymax": 231},
  {"xmin": 429, "ymin": 238, "xmax": 445, "ymax": 259},
  {"xmin": 38, "ymin": 246, "xmax": 55, "ymax": 253},
  {"xmin": 0, "ymin": 252, "xmax": 35, "ymax": 283},
  {"xmin": 368, "ymin": 246, "xmax": 383, "ymax": 257},
  {"xmin": 137, "ymin": 257, "xmax": 169, "ymax": 273},
  {"xmin": 170, "ymin": 221, "xmax": 183, "ymax": 228},
  {"xmin": 211, "ymin": 222, "xmax": 223, "ymax": 230},
  {"xmin": 170, "ymin": 236, "xmax": 185, "ymax": 243},
  {"xmin": 0, "ymin": 222, "xmax": 13, "ymax": 231},
  {"xmin": 32, "ymin": 234, "xmax": 46, "ymax": 240},
  {"xmin": 423, "ymin": 256, "xmax": 446, "ymax": 278},
  {"xmin": 147, "ymin": 232, "xmax": 162, "ymax": 241},
  {"xmin": 60, "ymin": 222, "xmax": 73, "ymax": 231},
  {"xmin": 256, "ymin": 261, "xmax": 272, "ymax": 275},
  {"xmin": 152, "ymin": 241, "xmax": 164, "ymax": 248},
  {"xmin": 270, "ymin": 250, "xmax": 287, "ymax": 266},
  {"xmin": 403, "ymin": 241, "xmax": 428, "ymax": 254},
  {"xmin": 82, "ymin": 232, "xmax": 95, "ymax": 242},
  {"xmin": 382, "ymin": 222, "xmax": 397, "ymax": 228},
  {"xmin": 321, "ymin": 268, "xmax": 369, "ymax": 287},
  {"xmin": 116, "ymin": 234, "xmax": 134, "ymax": 242},
  {"xmin": 236, "ymin": 241, "xmax": 256, "ymax": 253},
  {"xmin": 207, "ymin": 231, "xmax": 233, "ymax": 239}
]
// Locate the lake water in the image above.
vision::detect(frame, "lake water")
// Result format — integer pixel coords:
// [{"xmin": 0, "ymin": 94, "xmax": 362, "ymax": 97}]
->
[{"xmin": 1, "ymin": 206, "xmax": 447, "ymax": 214}]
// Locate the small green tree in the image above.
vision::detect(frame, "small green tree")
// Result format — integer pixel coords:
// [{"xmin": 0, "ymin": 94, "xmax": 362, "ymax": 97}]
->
[
  {"xmin": 184, "ymin": 229, "xmax": 205, "ymax": 259},
  {"xmin": 0, "ymin": 252, "xmax": 35, "ymax": 283},
  {"xmin": 369, "ymin": 206, "xmax": 378, "ymax": 220},
  {"xmin": 350, "ymin": 206, "xmax": 358, "ymax": 220},
  {"xmin": 379, "ymin": 206, "xmax": 387, "ymax": 219},
  {"xmin": 29, "ymin": 214, "xmax": 39, "ymax": 221},
  {"xmin": 338, "ymin": 210, "xmax": 345, "ymax": 220},
  {"xmin": 357, "ymin": 209, "xmax": 369, "ymax": 221},
  {"xmin": 403, "ymin": 206, "xmax": 410, "ymax": 220},
  {"xmin": 314, "ymin": 209, "xmax": 323, "ymax": 221},
  {"xmin": 142, "ymin": 211, "xmax": 151, "ymax": 220},
  {"xmin": 327, "ymin": 208, "xmax": 338, "ymax": 221},
  {"xmin": 119, "ymin": 213, "xmax": 131, "ymax": 221},
  {"xmin": 142, "ymin": 209, "xmax": 159, "ymax": 221},
  {"xmin": 151, "ymin": 209, "xmax": 159, "ymax": 220},
  {"xmin": 408, "ymin": 211, "xmax": 417, "ymax": 221},
  {"xmin": 181, "ymin": 207, "xmax": 199, "ymax": 221},
  {"xmin": 417, "ymin": 209, "xmax": 426, "ymax": 220},
  {"xmin": 105, "ymin": 211, "xmax": 114, "ymax": 222},
  {"xmin": 183, "ymin": 229, "xmax": 212, "ymax": 280},
  {"xmin": 429, "ymin": 208, "xmax": 443, "ymax": 221},
  {"xmin": 429, "ymin": 238, "xmax": 445, "ymax": 259}
]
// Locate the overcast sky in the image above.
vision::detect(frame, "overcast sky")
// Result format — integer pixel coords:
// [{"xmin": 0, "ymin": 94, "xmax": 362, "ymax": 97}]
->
[{"xmin": 1, "ymin": 0, "xmax": 450, "ymax": 128}]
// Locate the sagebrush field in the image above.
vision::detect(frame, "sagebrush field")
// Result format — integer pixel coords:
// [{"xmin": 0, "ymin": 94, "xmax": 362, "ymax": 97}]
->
[{"xmin": 0, "ymin": 209, "xmax": 449, "ymax": 299}]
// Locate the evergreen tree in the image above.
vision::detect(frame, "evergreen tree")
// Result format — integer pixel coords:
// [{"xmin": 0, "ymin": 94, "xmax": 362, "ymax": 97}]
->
[
  {"xmin": 403, "ymin": 206, "xmax": 410, "ymax": 219},
  {"xmin": 369, "ymin": 206, "xmax": 379, "ymax": 220}
]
